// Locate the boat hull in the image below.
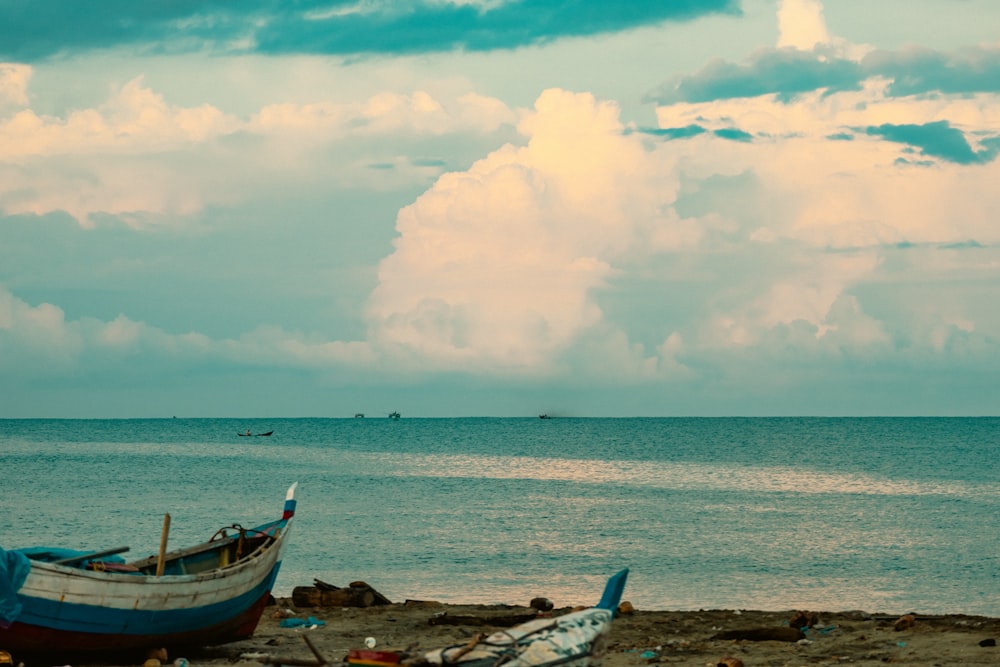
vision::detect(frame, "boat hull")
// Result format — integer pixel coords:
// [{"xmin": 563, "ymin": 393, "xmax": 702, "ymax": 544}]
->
[
  {"xmin": 424, "ymin": 608, "xmax": 615, "ymax": 667},
  {"xmin": 4, "ymin": 588, "xmax": 273, "ymax": 653},
  {"xmin": 421, "ymin": 569, "xmax": 627, "ymax": 667},
  {"xmin": 1, "ymin": 487, "xmax": 296, "ymax": 656}
]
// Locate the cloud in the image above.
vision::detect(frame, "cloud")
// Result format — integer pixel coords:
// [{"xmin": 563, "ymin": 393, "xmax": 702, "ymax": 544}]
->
[
  {"xmin": 0, "ymin": 0, "xmax": 740, "ymax": 62},
  {"xmin": 654, "ymin": 81, "xmax": 1000, "ymax": 248},
  {"xmin": 776, "ymin": 0, "xmax": 830, "ymax": 51},
  {"xmin": 0, "ymin": 76, "xmax": 239, "ymax": 160},
  {"xmin": 365, "ymin": 88, "xmax": 685, "ymax": 373},
  {"xmin": 0, "ymin": 63, "xmax": 30, "ymax": 107},
  {"xmin": 865, "ymin": 46, "xmax": 1000, "ymax": 96},
  {"xmin": 0, "ymin": 285, "xmax": 373, "ymax": 379},
  {"xmin": 699, "ymin": 250, "xmax": 888, "ymax": 348},
  {"xmin": 4, "ymin": 0, "xmax": 1000, "ymax": 415},
  {"xmin": 359, "ymin": 45, "xmax": 1000, "ymax": 380},
  {"xmin": 251, "ymin": 90, "xmax": 515, "ymax": 138},
  {"xmin": 648, "ymin": 0, "xmax": 1000, "ymax": 107},
  {"xmin": 0, "ymin": 70, "xmax": 516, "ymax": 226},
  {"xmin": 866, "ymin": 120, "xmax": 999, "ymax": 165},
  {"xmin": 0, "ymin": 287, "xmax": 83, "ymax": 374},
  {"xmin": 647, "ymin": 48, "xmax": 865, "ymax": 105}
]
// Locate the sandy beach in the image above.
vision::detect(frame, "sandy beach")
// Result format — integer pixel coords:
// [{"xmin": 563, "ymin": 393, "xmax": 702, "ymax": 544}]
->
[{"xmin": 165, "ymin": 592, "xmax": 998, "ymax": 667}]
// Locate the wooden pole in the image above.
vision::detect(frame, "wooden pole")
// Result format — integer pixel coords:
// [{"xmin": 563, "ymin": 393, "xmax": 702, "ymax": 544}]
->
[
  {"xmin": 257, "ymin": 634, "xmax": 328, "ymax": 666},
  {"xmin": 155, "ymin": 513, "xmax": 171, "ymax": 577}
]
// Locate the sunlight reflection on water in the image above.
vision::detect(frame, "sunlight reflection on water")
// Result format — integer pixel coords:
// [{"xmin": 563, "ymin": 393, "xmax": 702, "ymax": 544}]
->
[{"xmin": 352, "ymin": 451, "xmax": 996, "ymax": 499}]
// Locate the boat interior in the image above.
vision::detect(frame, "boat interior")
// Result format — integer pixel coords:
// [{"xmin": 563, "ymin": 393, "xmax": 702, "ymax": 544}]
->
[
  {"xmin": 22, "ymin": 522, "xmax": 282, "ymax": 576},
  {"xmin": 126, "ymin": 524, "xmax": 280, "ymax": 575}
]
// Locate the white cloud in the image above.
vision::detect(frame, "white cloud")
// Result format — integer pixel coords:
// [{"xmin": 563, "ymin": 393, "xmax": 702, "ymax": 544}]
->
[
  {"xmin": 0, "ymin": 76, "xmax": 240, "ymax": 159},
  {"xmin": 777, "ymin": 0, "xmax": 831, "ymax": 51},
  {"xmin": 0, "ymin": 287, "xmax": 83, "ymax": 372},
  {"xmin": 701, "ymin": 250, "xmax": 888, "ymax": 348},
  {"xmin": 365, "ymin": 89, "xmax": 689, "ymax": 373},
  {"xmin": 0, "ymin": 63, "xmax": 31, "ymax": 107},
  {"xmin": 776, "ymin": 0, "xmax": 869, "ymax": 59},
  {"xmin": 0, "ymin": 75, "xmax": 516, "ymax": 227},
  {"xmin": 0, "ymin": 285, "xmax": 377, "ymax": 380},
  {"xmin": 219, "ymin": 325, "xmax": 374, "ymax": 367},
  {"xmin": 3, "ymin": 0, "xmax": 1000, "ymax": 409},
  {"xmin": 250, "ymin": 89, "xmax": 514, "ymax": 137},
  {"xmin": 655, "ymin": 80, "xmax": 1000, "ymax": 249},
  {"xmin": 364, "ymin": 60, "xmax": 1000, "ymax": 379}
]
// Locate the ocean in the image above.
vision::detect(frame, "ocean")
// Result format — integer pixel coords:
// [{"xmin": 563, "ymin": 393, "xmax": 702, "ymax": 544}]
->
[{"xmin": 1, "ymin": 417, "xmax": 997, "ymax": 616}]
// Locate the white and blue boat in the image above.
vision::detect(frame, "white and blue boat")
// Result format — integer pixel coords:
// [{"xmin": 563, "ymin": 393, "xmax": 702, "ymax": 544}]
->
[
  {"xmin": 0, "ymin": 483, "xmax": 297, "ymax": 656},
  {"xmin": 417, "ymin": 568, "xmax": 628, "ymax": 667}
]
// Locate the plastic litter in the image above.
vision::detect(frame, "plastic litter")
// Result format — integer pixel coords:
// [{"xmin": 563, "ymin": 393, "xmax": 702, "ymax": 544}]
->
[{"xmin": 280, "ymin": 616, "xmax": 326, "ymax": 628}]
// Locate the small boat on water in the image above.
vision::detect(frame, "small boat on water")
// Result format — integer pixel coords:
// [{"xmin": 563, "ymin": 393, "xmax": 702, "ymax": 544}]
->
[
  {"xmin": 413, "ymin": 568, "xmax": 628, "ymax": 667},
  {"xmin": 238, "ymin": 430, "xmax": 273, "ymax": 436},
  {"xmin": 388, "ymin": 411, "xmax": 401, "ymax": 420},
  {"xmin": 0, "ymin": 483, "xmax": 298, "ymax": 656}
]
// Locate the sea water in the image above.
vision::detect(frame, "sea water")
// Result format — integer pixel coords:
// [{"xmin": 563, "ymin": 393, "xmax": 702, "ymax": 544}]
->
[{"xmin": 1, "ymin": 417, "xmax": 997, "ymax": 616}]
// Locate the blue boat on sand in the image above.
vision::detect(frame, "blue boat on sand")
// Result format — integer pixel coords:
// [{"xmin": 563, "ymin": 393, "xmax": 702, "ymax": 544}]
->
[{"xmin": 0, "ymin": 483, "xmax": 297, "ymax": 656}]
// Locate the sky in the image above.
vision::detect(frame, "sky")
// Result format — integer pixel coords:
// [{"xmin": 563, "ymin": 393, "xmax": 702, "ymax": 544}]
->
[{"xmin": 2, "ymin": 0, "xmax": 1000, "ymax": 418}]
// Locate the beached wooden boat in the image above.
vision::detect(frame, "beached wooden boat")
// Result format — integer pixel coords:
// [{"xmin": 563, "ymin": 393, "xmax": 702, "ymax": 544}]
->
[
  {"xmin": 413, "ymin": 568, "xmax": 628, "ymax": 667},
  {"xmin": 0, "ymin": 483, "xmax": 298, "ymax": 656}
]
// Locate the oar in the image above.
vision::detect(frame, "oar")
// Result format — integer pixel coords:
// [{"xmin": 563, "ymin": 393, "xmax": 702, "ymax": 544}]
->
[{"xmin": 51, "ymin": 546, "xmax": 131, "ymax": 565}]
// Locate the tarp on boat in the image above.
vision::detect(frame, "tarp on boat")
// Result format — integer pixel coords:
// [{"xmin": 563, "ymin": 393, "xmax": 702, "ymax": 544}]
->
[
  {"xmin": 1, "ymin": 547, "xmax": 133, "ymax": 627},
  {"xmin": 0, "ymin": 547, "xmax": 30, "ymax": 627},
  {"xmin": 14, "ymin": 547, "xmax": 127, "ymax": 566}
]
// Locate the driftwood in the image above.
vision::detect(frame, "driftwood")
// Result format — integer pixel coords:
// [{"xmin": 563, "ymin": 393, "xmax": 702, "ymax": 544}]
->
[
  {"xmin": 789, "ymin": 610, "xmax": 818, "ymax": 629},
  {"xmin": 258, "ymin": 634, "xmax": 328, "ymax": 666},
  {"xmin": 291, "ymin": 579, "xmax": 392, "ymax": 608},
  {"xmin": 716, "ymin": 658, "xmax": 744, "ymax": 667},
  {"xmin": 711, "ymin": 627, "xmax": 804, "ymax": 642},
  {"xmin": 427, "ymin": 612, "xmax": 539, "ymax": 627}
]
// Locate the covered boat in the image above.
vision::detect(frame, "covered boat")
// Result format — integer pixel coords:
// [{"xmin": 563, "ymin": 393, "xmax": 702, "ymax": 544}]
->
[
  {"xmin": 0, "ymin": 483, "xmax": 298, "ymax": 656},
  {"xmin": 414, "ymin": 568, "xmax": 628, "ymax": 667}
]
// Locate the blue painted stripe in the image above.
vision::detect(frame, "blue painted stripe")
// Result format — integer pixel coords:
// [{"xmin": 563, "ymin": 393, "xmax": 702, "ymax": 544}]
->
[{"xmin": 17, "ymin": 561, "xmax": 281, "ymax": 636}]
